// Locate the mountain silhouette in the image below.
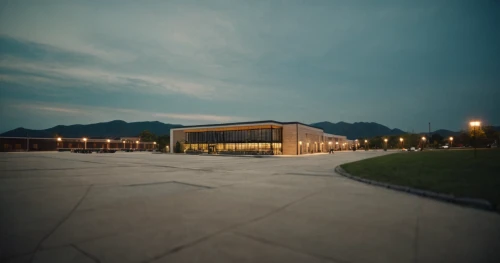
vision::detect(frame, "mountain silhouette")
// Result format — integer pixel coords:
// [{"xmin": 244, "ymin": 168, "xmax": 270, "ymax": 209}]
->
[
  {"xmin": 2, "ymin": 120, "xmax": 494, "ymax": 140},
  {"xmin": 0, "ymin": 120, "xmax": 182, "ymax": 138},
  {"xmin": 310, "ymin": 121, "xmax": 406, "ymax": 139}
]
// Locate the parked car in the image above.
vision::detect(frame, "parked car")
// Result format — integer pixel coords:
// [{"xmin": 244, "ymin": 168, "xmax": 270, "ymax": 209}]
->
[
  {"xmin": 439, "ymin": 145, "xmax": 449, "ymax": 149},
  {"xmin": 409, "ymin": 147, "xmax": 416, "ymax": 151}
]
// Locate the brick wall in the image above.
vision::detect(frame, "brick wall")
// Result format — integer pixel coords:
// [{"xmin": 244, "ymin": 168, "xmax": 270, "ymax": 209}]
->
[
  {"xmin": 282, "ymin": 124, "xmax": 298, "ymax": 155},
  {"xmin": 297, "ymin": 125, "xmax": 325, "ymax": 154},
  {"xmin": 171, "ymin": 130, "xmax": 185, "ymax": 152},
  {"xmin": 282, "ymin": 124, "xmax": 326, "ymax": 155}
]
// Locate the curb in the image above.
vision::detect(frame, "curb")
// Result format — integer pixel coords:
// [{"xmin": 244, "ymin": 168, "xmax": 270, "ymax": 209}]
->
[{"xmin": 334, "ymin": 166, "xmax": 497, "ymax": 212}]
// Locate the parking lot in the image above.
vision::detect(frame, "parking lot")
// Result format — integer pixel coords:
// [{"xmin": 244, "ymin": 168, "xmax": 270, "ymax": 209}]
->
[{"xmin": 1, "ymin": 151, "xmax": 499, "ymax": 263}]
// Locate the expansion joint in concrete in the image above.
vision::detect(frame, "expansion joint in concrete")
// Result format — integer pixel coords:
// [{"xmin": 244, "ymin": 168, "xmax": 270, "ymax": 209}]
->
[
  {"xmin": 29, "ymin": 184, "xmax": 94, "ymax": 263},
  {"xmin": 71, "ymin": 244, "xmax": 102, "ymax": 263}
]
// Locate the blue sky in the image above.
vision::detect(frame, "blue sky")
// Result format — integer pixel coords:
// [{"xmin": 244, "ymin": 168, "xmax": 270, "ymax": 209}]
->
[{"xmin": 1, "ymin": 0, "xmax": 499, "ymax": 133}]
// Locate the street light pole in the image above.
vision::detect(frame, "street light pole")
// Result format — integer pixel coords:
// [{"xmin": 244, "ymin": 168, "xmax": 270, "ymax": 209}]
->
[
  {"xmin": 470, "ymin": 121, "xmax": 481, "ymax": 158},
  {"xmin": 400, "ymin": 138, "xmax": 404, "ymax": 150},
  {"xmin": 83, "ymin": 138, "xmax": 87, "ymax": 149},
  {"xmin": 474, "ymin": 126, "xmax": 476, "ymax": 158},
  {"xmin": 384, "ymin": 138, "xmax": 388, "ymax": 151},
  {"xmin": 364, "ymin": 140, "xmax": 368, "ymax": 151},
  {"xmin": 450, "ymin": 137, "xmax": 453, "ymax": 148}
]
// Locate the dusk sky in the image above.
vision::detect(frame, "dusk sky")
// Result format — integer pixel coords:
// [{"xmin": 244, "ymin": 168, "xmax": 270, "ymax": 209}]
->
[{"xmin": 1, "ymin": 0, "xmax": 499, "ymax": 133}]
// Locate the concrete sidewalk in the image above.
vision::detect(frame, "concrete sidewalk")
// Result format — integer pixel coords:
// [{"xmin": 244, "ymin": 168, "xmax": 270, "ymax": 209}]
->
[{"xmin": 1, "ymin": 151, "xmax": 499, "ymax": 263}]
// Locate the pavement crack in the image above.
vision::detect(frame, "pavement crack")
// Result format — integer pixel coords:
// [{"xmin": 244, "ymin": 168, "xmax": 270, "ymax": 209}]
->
[
  {"xmin": 71, "ymin": 244, "xmax": 101, "ymax": 263},
  {"xmin": 144, "ymin": 189, "xmax": 323, "ymax": 263},
  {"xmin": 232, "ymin": 231, "xmax": 349, "ymax": 263},
  {"xmin": 413, "ymin": 202, "xmax": 422, "ymax": 263},
  {"xmin": 29, "ymin": 184, "xmax": 94, "ymax": 263},
  {"xmin": 237, "ymin": 189, "xmax": 323, "ymax": 227}
]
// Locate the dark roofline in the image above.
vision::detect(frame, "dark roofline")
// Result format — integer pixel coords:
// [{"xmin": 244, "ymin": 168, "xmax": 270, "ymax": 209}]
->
[
  {"xmin": 281, "ymin": 121, "xmax": 324, "ymax": 131},
  {"xmin": 173, "ymin": 120, "xmax": 324, "ymax": 131}
]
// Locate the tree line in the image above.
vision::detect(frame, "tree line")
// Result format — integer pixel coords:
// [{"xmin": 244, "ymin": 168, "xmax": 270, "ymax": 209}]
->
[
  {"xmin": 138, "ymin": 130, "xmax": 170, "ymax": 152},
  {"xmin": 357, "ymin": 126, "xmax": 499, "ymax": 149}
]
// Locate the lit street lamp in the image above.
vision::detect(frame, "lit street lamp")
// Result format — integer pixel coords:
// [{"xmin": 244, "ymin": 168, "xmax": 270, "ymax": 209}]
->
[
  {"xmin": 384, "ymin": 138, "xmax": 388, "ymax": 151},
  {"xmin": 107, "ymin": 139, "xmax": 110, "ymax": 149},
  {"xmin": 123, "ymin": 140, "xmax": 126, "ymax": 149},
  {"xmin": 364, "ymin": 139, "xmax": 368, "ymax": 151},
  {"xmin": 57, "ymin": 137, "xmax": 62, "ymax": 148},
  {"xmin": 153, "ymin": 141, "xmax": 157, "ymax": 150},
  {"xmin": 83, "ymin": 137, "xmax": 87, "ymax": 149},
  {"xmin": 355, "ymin": 139, "xmax": 358, "ymax": 150},
  {"xmin": 421, "ymin": 137, "xmax": 426, "ymax": 151},
  {"xmin": 136, "ymin": 140, "xmax": 139, "ymax": 150},
  {"xmin": 399, "ymin": 137, "xmax": 404, "ymax": 150},
  {"xmin": 335, "ymin": 141, "xmax": 339, "ymax": 151},
  {"xmin": 470, "ymin": 121, "xmax": 481, "ymax": 158},
  {"xmin": 449, "ymin": 137, "xmax": 453, "ymax": 148}
]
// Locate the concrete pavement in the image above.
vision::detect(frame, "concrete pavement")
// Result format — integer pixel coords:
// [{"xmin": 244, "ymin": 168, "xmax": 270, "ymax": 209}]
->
[{"xmin": 1, "ymin": 151, "xmax": 499, "ymax": 263}]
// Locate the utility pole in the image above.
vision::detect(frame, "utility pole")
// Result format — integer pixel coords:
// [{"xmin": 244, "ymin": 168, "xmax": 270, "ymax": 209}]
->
[{"xmin": 473, "ymin": 125, "xmax": 477, "ymax": 158}]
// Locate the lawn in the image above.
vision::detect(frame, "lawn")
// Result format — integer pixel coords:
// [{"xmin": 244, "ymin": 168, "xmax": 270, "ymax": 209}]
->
[{"xmin": 341, "ymin": 149, "xmax": 500, "ymax": 210}]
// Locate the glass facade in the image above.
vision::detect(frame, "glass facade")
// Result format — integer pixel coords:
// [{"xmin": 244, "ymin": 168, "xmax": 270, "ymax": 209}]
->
[{"xmin": 184, "ymin": 128, "xmax": 283, "ymax": 155}]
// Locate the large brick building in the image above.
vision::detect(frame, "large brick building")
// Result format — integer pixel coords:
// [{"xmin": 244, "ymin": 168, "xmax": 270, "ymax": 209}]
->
[{"xmin": 170, "ymin": 120, "xmax": 352, "ymax": 155}]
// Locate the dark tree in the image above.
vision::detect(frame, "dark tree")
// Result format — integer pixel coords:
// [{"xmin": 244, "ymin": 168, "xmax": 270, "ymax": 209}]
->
[
  {"xmin": 174, "ymin": 141, "xmax": 183, "ymax": 153},
  {"xmin": 431, "ymin": 133, "xmax": 443, "ymax": 146},
  {"xmin": 138, "ymin": 130, "xmax": 157, "ymax": 142},
  {"xmin": 157, "ymin": 135, "xmax": 170, "ymax": 152}
]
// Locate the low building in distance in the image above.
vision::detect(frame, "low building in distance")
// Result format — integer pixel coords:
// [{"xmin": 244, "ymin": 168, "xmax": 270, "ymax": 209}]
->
[
  {"xmin": 0, "ymin": 137, "xmax": 155, "ymax": 152},
  {"xmin": 170, "ymin": 120, "xmax": 352, "ymax": 155}
]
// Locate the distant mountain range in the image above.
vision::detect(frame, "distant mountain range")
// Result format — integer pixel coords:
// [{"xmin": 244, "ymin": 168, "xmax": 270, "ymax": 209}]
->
[
  {"xmin": 310, "ymin": 121, "xmax": 406, "ymax": 139},
  {"xmin": 429, "ymin": 129, "xmax": 461, "ymax": 138},
  {"xmin": 1, "ymin": 120, "xmax": 496, "ymax": 140},
  {"xmin": 0, "ymin": 120, "xmax": 182, "ymax": 139}
]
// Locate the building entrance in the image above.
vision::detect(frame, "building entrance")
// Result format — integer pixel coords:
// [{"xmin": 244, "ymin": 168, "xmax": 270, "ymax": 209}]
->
[{"xmin": 208, "ymin": 145, "xmax": 216, "ymax": 154}]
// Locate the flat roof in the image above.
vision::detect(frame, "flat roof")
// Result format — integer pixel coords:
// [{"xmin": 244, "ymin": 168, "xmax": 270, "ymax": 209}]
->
[
  {"xmin": 324, "ymin": 133, "xmax": 347, "ymax": 139},
  {"xmin": 172, "ymin": 120, "xmax": 323, "ymax": 131}
]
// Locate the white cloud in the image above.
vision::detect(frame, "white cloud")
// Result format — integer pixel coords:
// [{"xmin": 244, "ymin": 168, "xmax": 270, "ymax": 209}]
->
[
  {"xmin": 152, "ymin": 113, "xmax": 240, "ymax": 123},
  {"xmin": 0, "ymin": 57, "xmax": 215, "ymax": 97},
  {"xmin": 10, "ymin": 104, "xmax": 80, "ymax": 114},
  {"xmin": 4, "ymin": 100, "xmax": 247, "ymax": 124}
]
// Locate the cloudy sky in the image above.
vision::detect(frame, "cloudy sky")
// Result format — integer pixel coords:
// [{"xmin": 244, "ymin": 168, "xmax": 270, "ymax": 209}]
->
[{"xmin": 0, "ymin": 0, "xmax": 499, "ymax": 133}]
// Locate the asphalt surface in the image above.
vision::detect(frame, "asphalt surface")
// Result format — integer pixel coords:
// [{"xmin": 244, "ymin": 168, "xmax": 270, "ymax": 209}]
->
[{"xmin": 1, "ymin": 151, "xmax": 499, "ymax": 263}]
